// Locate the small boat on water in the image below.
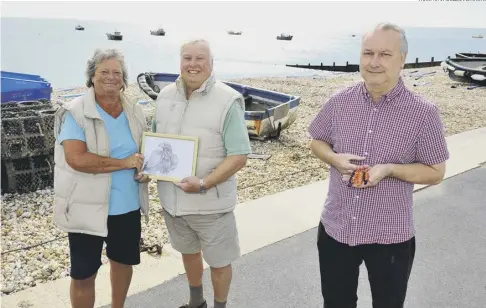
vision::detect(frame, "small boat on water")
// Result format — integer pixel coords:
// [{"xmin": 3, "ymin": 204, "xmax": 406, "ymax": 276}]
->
[
  {"xmin": 277, "ymin": 33, "xmax": 293, "ymax": 41},
  {"xmin": 455, "ymin": 52, "xmax": 486, "ymax": 59},
  {"xmin": 75, "ymin": 25, "xmax": 84, "ymax": 31},
  {"xmin": 472, "ymin": 34, "xmax": 483, "ymax": 39},
  {"xmin": 227, "ymin": 30, "xmax": 242, "ymax": 35},
  {"xmin": 150, "ymin": 28, "xmax": 166, "ymax": 36},
  {"xmin": 107, "ymin": 31, "xmax": 123, "ymax": 41},
  {"xmin": 442, "ymin": 58, "xmax": 486, "ymax": 86},
  {"xmin": 136, "ymin": 72, "xmax": 301, "ymax": 140}
]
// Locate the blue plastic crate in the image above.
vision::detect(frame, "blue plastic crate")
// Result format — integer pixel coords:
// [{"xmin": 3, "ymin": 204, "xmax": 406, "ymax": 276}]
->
[{"xmin": 1, "ymin": 71, "xmax": 53, "ymax": 103}]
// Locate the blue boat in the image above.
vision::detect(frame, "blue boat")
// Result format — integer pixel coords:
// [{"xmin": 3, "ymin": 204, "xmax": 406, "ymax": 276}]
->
[
  {"xmin": 137, "ymin": 72, "xmax": 301, "ymax": 140},
  {"xmin": 1, "ymin": 71, "xmax": 52, "ymax": 103}
]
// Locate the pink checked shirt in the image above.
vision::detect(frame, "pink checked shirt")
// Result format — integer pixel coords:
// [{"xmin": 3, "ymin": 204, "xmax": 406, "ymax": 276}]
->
[{"xmin": 308, "ymin": 78, "xmax": 449, "ymax": 246}]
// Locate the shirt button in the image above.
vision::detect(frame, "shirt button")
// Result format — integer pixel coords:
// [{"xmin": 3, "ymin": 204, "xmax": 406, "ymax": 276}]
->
[
  {"xmin": 356, "ymin": 195, "xmax": 359, "ymax": 199},
  {"xmin": 373, "ymin": 108, "xmax": 378, "ymax": 112},
  {"xmin": 368, "ymin": 130, "xmax": 372, "ymax": 133},
  {"xmin": 352, "ymin": 216, "xmax": 357, "ymax": 220},
  {"xmin": 364, "ymin": 152, "xmax": 368, "ymax": 156}
]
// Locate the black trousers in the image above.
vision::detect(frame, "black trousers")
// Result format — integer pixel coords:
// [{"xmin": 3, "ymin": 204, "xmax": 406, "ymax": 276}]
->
[{"xmin": 317, "ymin": 222, "xmax": 415, "ymax": 308}]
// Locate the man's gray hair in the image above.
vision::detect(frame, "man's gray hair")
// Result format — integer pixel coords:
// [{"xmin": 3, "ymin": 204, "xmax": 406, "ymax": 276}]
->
[
  {"xmin": 367, "ymin": 22, "xmax": 408, "ymax": 54},
  {"xmin": 180, "ymin": 39, "xmax": 214, "ymax": 65},
  {"xmin": 85, "ymin": 48, "xmax": 128, "ymax": 90}
]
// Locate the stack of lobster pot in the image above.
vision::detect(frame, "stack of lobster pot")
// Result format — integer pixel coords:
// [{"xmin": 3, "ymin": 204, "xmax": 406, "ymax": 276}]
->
[{"xmin": 1, "ymin": 99, "xmax": 56, "ymax": 194}]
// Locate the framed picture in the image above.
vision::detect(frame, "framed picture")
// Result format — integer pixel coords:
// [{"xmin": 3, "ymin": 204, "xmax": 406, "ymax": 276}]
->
[{"xmin": 140, "ymin": 132, "xmax": 198, "ymax": 182}]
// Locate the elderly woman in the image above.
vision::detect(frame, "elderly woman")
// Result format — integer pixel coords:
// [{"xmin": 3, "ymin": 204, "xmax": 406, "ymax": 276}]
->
[{"xmin": 53, "ymin": 48, "xmax": 150, "ymax": 308}]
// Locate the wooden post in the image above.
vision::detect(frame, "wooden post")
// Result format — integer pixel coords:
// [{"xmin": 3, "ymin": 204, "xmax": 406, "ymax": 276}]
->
[
  {"xmin": 321, "ymin": 62, "xmax": 323, "ymax": 67},
  {"xmin": 415, "ymin": 57, "xmax": 418, "ymax": 68},
  {"xmin": 308, "ymin": 63, "xmax": 310, "ymax": 67},
  {"xmin": 431, "ymin": 57, "xmax": 434, "ymax": 65}
]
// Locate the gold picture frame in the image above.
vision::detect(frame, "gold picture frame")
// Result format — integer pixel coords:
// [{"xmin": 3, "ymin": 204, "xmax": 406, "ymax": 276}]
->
[{"xmin": 140, "ymin": 132, "xmax": 198, "ymax": 182}]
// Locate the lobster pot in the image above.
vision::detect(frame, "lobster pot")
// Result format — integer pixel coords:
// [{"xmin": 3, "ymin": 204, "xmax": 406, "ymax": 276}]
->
[
  {"xmin": 39, "ymin": 109, "xmax": 56, "ymax": 150},
  {"xmin": 1, "ymin": 99, "xmax": 51, "ymax": 112},
  {"xmin": 1, "ymin": 106, "xmax": 56, "ymax": 160},
  {"xmin": 2, "ymin": 153, "xmax": 54, "ymax": 194},
  {"xmin": 1, "ymin": 99, "xmax": 56, "ymax": 194}
]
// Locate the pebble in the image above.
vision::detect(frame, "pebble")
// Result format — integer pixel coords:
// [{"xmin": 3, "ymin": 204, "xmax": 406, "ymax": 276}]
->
[
  {"xmin": 2, "ymin": 68, "xmax": 485, "ymax": 295},
  {"xmin": 23, "ymin": 277, "xmax": 34, "ymax": 284},
  {"xmin": 1, "ymin": 284, "xmax": 15, "ymax": 294}
]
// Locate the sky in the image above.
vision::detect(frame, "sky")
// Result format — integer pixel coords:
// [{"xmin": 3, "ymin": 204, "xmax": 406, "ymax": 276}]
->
[{"xmin": 2, "ymin": 0, "xmax": 486, "ymax": 32}]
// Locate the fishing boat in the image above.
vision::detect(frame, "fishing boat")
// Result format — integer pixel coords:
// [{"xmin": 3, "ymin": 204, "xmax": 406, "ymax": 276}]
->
[
  {"xmin": 276, "ymin": 33, "xmax": 293, "ymax": 41},
  {"xmin": 150, "ymin": 28, "xmax": 166, "ymax": 36},
  {"xmin": 136, "ymin": 72, "xmax": 301, "ymax": 140},
  {"xmin": 227, "ymin": 30, "xmax": 242, "ymax": 35},
  {"xmin": 455, "ymin": 52, "xmax": 486, "ymax": 59},
  {"xmin": 106, "ymin": 31, "xmax": 123, "ymax": 41},
  {"xmin": 472, "ymin": 34, "xmax": 483, "ymax": 39},
  {"xmin": 441, "ymin": 58, "xmax": 486, "ymax": 86},
  {"xmin": 75, "ymin": 24, "xmax": 84, "ymax": 31}
]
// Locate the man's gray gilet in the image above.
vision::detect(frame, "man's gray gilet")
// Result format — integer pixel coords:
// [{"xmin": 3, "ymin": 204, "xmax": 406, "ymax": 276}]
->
[{"xmin": 155, "ymin": 75, "xmax": 244, "ymax": 216}]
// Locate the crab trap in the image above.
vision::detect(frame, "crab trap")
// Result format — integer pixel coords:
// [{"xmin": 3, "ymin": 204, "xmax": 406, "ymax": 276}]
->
[{"xmin": 1, "ymin": 100, "xmax": 56, "ymax": 194}]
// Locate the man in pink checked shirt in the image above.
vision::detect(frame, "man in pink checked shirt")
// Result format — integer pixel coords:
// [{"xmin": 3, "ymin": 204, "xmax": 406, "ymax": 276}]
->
[{"xmin": 308, "ymin": 23, "xmax": 450, "ymax": 308}]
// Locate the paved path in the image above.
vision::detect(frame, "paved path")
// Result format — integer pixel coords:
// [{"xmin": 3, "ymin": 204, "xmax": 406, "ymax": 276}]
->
[{"xmin": 116, "ymin": 165, "xmax": 486, "ymax": 308}]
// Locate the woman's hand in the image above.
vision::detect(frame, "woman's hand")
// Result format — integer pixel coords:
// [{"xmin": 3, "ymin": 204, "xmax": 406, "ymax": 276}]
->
[
  {"xmin": 135, "ymin": 172, "xmax": 151, "ymax": 183},
  {"xmin": 124, "ymin": 153, "xmax": 144, "ymax": 173}
]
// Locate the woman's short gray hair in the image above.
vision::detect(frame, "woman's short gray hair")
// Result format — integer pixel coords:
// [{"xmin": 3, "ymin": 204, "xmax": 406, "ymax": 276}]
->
[{"xmin": 85, "ymin": 48, "xmax": 128, "ymax": 90}]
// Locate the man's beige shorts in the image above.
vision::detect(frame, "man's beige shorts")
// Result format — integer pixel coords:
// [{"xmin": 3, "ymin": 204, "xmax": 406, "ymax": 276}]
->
[{"xmin": 162, "ymin": 209, "xmax": 241, "ymax": 268}]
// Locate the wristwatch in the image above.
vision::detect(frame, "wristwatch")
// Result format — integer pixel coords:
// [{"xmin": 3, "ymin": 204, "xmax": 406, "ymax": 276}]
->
[{"xmin": 199, "ymin": 178, "xmax": 206, "ymax": 194}]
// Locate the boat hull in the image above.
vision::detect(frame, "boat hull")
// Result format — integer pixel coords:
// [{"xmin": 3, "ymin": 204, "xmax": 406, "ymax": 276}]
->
[
  {"xmin": 442, "ymin": 58, "xmax": 486, "ymax": 86},
  {"xmin": 243, "ymin": 100, "xmax": 299, "ymax": 139},
  {"xmin": 106, "ymin": 33, "xmax": 123, "ymax": 40},
  {"xmin": 150, "ymin": 31, "xmax": 166, "ymax": 36},
  {"xmin": 455, "ymin": 52, "xmax": 486, "ymax": 59},
  {"xmin": 136, "ymin": 72, "xmax": 301, "ymax": 140}
]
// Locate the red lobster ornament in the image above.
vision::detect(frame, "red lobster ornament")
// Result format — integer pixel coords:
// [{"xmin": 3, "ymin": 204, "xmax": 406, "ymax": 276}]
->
[{"xmin": 348, "ymin": 166, "xmax": 370, "ymax": 187}]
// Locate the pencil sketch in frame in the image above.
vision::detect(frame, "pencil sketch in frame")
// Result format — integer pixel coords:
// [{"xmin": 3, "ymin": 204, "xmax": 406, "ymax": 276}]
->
[{"xmin": 141, "ymin": 132, "xmax": 198, "ymax": 182}]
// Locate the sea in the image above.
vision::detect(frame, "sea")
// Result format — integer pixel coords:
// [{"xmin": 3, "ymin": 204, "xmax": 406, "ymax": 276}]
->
[{"xmin": 1, "ymin": 17, "xmax": 485, "ymax": 89}]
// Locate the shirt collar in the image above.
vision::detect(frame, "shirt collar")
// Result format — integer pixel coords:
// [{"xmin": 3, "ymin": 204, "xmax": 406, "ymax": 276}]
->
[
  {"xmin": 360, "ymin": 76, "xmax": 406, "ymax": 104},
  {"xmin": 175, "ymin": 73, "xmax": 216, "ymax": 96},
  {"xmin": 82, "ymin": 87, "xmax": 129, "ymax": 120}
]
